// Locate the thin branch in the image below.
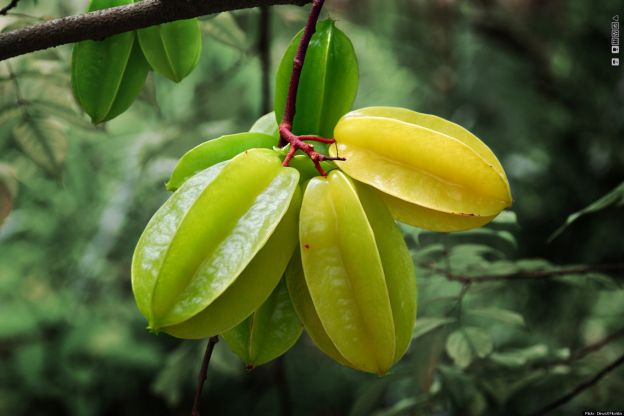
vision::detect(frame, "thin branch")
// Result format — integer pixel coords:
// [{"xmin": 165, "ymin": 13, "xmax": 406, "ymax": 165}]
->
[
  {"xmin": 274, "ymin": 356, "xmax": 292, "ymax": 416},
  {"xmin": 0, "ymin": 0, "xmax": 311, "ymax": 62},
  {"xmin": 276, "ymin": 0, "xmax": 345, "ymax": 176},
  {"xmin": 531, "ymin": 352, "xmax": 624, "ymax": 416},
  {"xmin": 191, "ymin": 336, "xmax": 219, "ymax": 416},
  {"xmin": 279, "ymin": 0, "xmax": 325, "ymax": 137},
  {"xmin": 565, "ymin": 327, "xmax": 624, "ymax": 364},
  {"xmin": 419, "ymin": 263, "xmax": 624, "ymax": 284},
  {"xmin": 0, "ymin": 0, "xmax": 20, "ymax": 16}
]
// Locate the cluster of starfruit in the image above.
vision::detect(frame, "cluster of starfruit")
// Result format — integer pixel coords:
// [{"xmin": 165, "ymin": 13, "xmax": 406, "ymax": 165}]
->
[
  {"xmin": 131, "ymin": 20, "xmax": 512, "ymax": 375},
  {"xmin": 71, "ymin": 0, "xmax": 202, "ymax": 124}
]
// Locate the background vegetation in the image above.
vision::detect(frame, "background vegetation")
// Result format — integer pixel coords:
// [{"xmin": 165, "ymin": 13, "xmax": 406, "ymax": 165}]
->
[{"xmin": 1, "ymin": 0, "xmax": 623, "ymax": 415}]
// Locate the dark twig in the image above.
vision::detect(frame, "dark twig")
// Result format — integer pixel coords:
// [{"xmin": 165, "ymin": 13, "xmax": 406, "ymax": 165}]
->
[
  {"xmin": 419, "ymin": 263, "xmax": 624, "ymax": 284},
  {"xmin": 565, "ymin": 327, "xmax": 624, "ymax": 364},
  {"xmin": 274, "ymin": 356, "xmax": 292, "ymax": 416},
  {"xmin": 258, "ymin": 5, "xmax": 271, "ymax": 114},
  {"xmin": 531, "ymin": 352, "xmax": 624, "ymax": 416},
  {"xmin": 191, "ymin": 336, "xmax": 219, "ymax": 416},
  {"xmin": 0, "ymin": 0, "xmax": 20, "ymax": 16},
  {"xmin": 277, "ymin": 0, "xmax": 344, "ymax": 176},
  {"xmin": 0, "ymin": 0, "xmax": 311, "ymax": 62}
]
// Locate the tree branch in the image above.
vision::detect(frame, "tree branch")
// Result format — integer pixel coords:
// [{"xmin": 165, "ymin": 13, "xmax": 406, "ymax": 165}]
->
[
  {"xmin": 0, "ymin": 0, "xmax": 311, "ymax": 62},
  {"xmin": 565, "ymin": 327, "xmax": 624, "ymax": 364},
  {"xmin": 419, "ymin": 263, "xmax": 624, "ymax": 284},
  {"xmin": 531, "ymin": 352, "xmax": 624, "ymax": 416},
  {"xmin": 0, "ymin": 0, "xmax": 20, "ymax": 16}
]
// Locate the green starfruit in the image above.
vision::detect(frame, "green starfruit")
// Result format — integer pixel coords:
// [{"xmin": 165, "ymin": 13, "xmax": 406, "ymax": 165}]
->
[
  {"xmin": 223, "ymin": 279, "xmax": 302, "ymax": 369},
  {"xmin": 132, "ymin": 149, "xmax": 300, "ymax": 338},
  {"xmin": 166, "ymin": 132, "xmax": 276, "ymax": 191},
  {"xmin": 294, "ymin": 170, "xmax": 417, "ymax": 375},
  {"xmin": 275, "ymin": 19, "xmax": 359, "ymax": 138},
  {"xmin": 136, "ymin": 17, "xmax": 202, "ymax": 83},
  {"xmin": 71, "ymin": 0, "xmax": 150, "ymax": 124},
  {"xmin": 331, "ymin": 107, "xmax": 512, "ymax": 231}
]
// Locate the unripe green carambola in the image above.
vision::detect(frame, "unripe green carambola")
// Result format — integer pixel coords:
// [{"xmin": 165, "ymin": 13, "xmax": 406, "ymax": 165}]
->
[
  {"xmin": 166, "ymin": 132, "xmax": 276, "ymax": 191},
  {"xmin": 291, "ymin": 170, "xmax": 417, "ymax": 375},
  {"xmin": 223, "ymin": 280, "xmax": 302, "ymax": 369},
  {"xmin": 136, "ymin": 16, "xmax": 202, "ymax": 83},
  {"xmin": 71, "ymin": 0, "xmax": 150, "ymax": 124},
  {"xmin": 275, "ymin": 19, "xmax": 359, "ymax": 138},
  {"xmin": 132, "ymin": 149, "xmax": 301, "ymax": 338},
  {"xmin": 331, "ymin": 107, "xmax": 512, "ymax": 231}
]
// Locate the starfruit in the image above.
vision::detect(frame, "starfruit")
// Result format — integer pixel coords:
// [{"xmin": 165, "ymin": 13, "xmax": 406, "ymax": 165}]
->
[
  {"xmin": 136, "ymin": 17, "xmax": 202, "ymax": 83},
  {"xmin": 166, "ymin": 132, "xmax": 276, "ymax": 191},
  {"xmin": 275, "ymin": 19, "xmax": 359, "ymax": 138},
  {"xmin": 71, "ymin": 0, "xmax": 150, "ymax": 124},
  {"xmin": 291, "ymin": 170, "xmax": 417, "ymax": 375},
  {"xmin": 331, "ymin": 107, "xmax": 512, "ymax": 231},
  {"xmin": 223, "ymin": 279, "xmax": 302, "ymax": 369},
  {"xmin": 132, "ymin": 149, "xmax": 301, "ymax": 338}
]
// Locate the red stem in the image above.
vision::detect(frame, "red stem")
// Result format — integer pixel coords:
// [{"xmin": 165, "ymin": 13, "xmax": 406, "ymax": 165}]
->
[{"xmin": 278, "ymin": 0, "xmax": 344, "ymax": 176}]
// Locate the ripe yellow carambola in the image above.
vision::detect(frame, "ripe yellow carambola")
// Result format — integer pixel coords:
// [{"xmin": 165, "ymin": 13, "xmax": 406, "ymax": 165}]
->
[
  {"xmin": 131, "ymin": 149, "xmax": 300, "ymax": 339},
  {"xmin": 289, "ymin": 170, "xmax": 417, "ymax": 375},
  {"xmin": 331, "ymin": 107, "xmax": 512, "ymax": 231}
]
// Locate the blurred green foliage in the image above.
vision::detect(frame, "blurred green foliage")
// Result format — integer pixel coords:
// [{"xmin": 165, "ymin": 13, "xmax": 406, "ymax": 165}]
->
[{"xmin": 0, "ymin": 0, "xmax": 623, "ymax": 415}]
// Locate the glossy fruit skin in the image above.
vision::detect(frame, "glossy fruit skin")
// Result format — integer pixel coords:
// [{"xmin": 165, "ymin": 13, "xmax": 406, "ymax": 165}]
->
[
  {"xmin": 166, "ymin": 132, "xmax": 276, "ymax": 191},
  {"xmin": 275, "ymin": 20, "xmax": 359, "ymax": 138},
  {"xmin": 295, "ymin": 170, "xmax": 417, "ymax": 375},
  {"xmin": 136, "ymin": 17, "xmax": 202, "ymax": 83},
  {"xmin": 132, "ymin": 149, "xmax": 300, "ymax": 337},
  {"xmin": 249, "ymin": 112, "xmax": 280, "ymax": 140},
  {"xmin": 331, "ymin": 107, "xmax": 512, "ymax": 231},
  {"xmin": 223, "ymin": 279, "xmax": 302, "ymax": 368},
  {"xmin": 71, "ymin": 0, "xmax": 149, "ymax": 124}
]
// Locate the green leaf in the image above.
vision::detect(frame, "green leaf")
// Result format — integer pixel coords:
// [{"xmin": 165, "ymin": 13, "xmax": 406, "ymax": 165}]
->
[
  {"xmin": 489, "ymin": 344, "xmax": 549, "ymax": 367},
  {"xmin": 201, "ymin": 12, "xmax": 248, "ymax": 51},
  {"xmin": 0, "ymin": 163, "xmax": 17, "ymax": 225},
  {"xmin": 465, "ymin": 308, "xmax": 525, "ymax": 327},
  {"xmin": 13, "ymin": 116, "xmax": 67, "ymax": 175},
  {"xmin": 275, "ymin": 19, "xmax": 359, "ymax": 138},
  {"xmin": 550, "ymin": 181, "xmax": 624, "ymax": 241},
  {"xmin": 446, "ymin": 327, "xmax": 493, "ymax": 368},
  {"xmin": 412, "ymin": 317, "xmax": 455, "ymax": 340}
]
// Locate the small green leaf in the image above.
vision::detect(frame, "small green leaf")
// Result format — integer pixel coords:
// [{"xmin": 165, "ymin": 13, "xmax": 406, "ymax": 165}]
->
[
  {"xmin": 446, "ymin": 327, "xmax": 493, "ymax": 368},
  {"xmin": 550, "ymin": 181, "xmax": 624, "ymax": 241},
  {"xmin": 465, "ymin": 308, "xmax": 525, "ymax": 327},
  {"xmin": 201, "ymin": 12, "xmax": 248, "ymax": 51},
  {"xmin": 13, "ymin": 116, "xmax": 67, "ymax": 175},
  {"xmin": 412, "ymin": 317, "xmax": 455, "ymax": 340}
]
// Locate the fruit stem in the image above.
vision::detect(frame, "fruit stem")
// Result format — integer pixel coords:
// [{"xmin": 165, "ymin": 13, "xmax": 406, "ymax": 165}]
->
[
  {"xmin": 191, "ymin": 336, "xmax": 219, "ymax": 416},
  {"xmin": 278, "ymin": 0, "xmax": 344, "ymax": 176}
]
